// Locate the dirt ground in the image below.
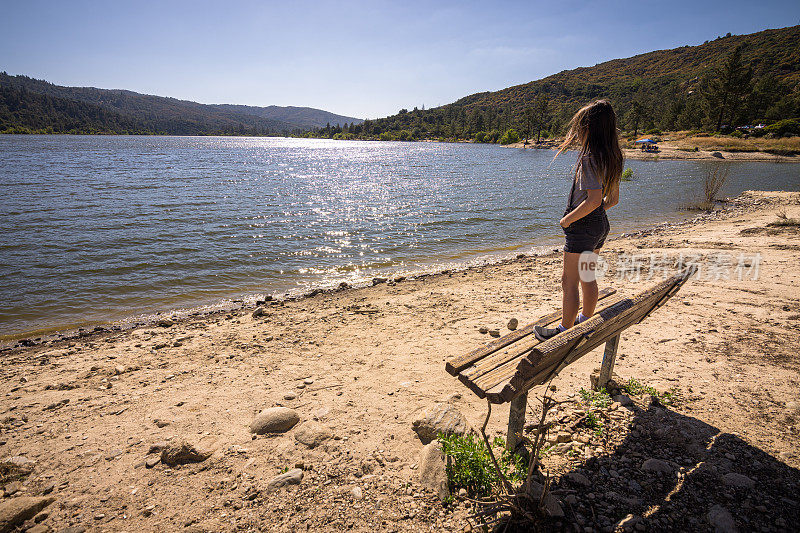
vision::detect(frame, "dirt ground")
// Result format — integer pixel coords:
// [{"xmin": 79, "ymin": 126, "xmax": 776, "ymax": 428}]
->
[{"xmin": 1, "ymin": 191, "xmax": 799, "ymax": 532}]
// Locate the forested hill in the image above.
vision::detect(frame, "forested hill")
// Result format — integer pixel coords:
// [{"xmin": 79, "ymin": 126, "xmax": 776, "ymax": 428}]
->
[
  {"xmin": 0, "ymin": 73, "xmax": 362, "ymax": 135},
  {"xmin": 212, "ymin": 104, "xmax": 363, "ymax": 130},
  {"xmin": 339, "ymin": 25, "xmax": 799, "ymax": 141}
]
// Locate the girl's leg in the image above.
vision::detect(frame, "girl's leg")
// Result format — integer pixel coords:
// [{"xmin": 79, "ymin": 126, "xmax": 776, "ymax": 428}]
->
[
  {"xmin": 579, "ymin": 249, "xmax": 601, "ymax": 317},
  {"xmin": 561, "ymin": 252, "xmax": 581, "ymax": 327}
]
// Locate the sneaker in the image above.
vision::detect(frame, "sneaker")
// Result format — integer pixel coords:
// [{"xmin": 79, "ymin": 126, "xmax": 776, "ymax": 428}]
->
[{"xmin": 534, "ymin": 324, "xmax": 563, "ymax": 342}]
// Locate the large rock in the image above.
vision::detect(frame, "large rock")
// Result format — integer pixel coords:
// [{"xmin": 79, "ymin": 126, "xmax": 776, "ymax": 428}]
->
[
  {"xmin": 294, "ymin": 422, "xmax": 333, "ymax": 448},
  {"xmin": 250, "ymin": 407, "xmax": 300, "ymax": 435},
  {"xmin": 0, "ymin": 497, "xmax": 55, "ymax": 533},
  {"xmin": 564, "ymin": 472, "xmax": 590, "ymax": 487},
  {"xmin": 417, "ymin": 441, "xmax": 449, "ymax": 500},
  {"xmin": 641, "ymin": 458, "xmax": 672, "ymax": 474},
  {"xmin": 412, "ymin": 403, "xmax": 470, "ymax": 444},
  {"xmin": 708, "ymin": 504, "xmax": 737, "ymax": 533},
  {"xmin": 722, "ymin": 472, "xmax": 755, "ymax": 489},
  {"xmin": 160, "ymin": 439, "xmax": 214, "ymax": 466},
  {"xmin": 266, "ymin": 468, "xmax": 303, "ymax": 491}
]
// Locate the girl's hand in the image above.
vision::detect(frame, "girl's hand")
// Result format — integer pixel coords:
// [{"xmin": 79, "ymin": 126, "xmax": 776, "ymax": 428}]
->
[{"xmin": 560, "ymin": 216, "xmax": 570, "ymax": 228}]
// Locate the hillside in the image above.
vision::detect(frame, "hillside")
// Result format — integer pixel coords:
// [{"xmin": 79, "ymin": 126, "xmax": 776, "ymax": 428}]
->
[
  {"xmin": 0, "ymin": 73, "xmax": 362, "ymax": 135},
  {"xmin": 213, "ymin": 104, "xmax": 362, "ymax": 129},
  {"xmin": 338, "ymin": 25, "xmax": 799, "ymax": 141}
]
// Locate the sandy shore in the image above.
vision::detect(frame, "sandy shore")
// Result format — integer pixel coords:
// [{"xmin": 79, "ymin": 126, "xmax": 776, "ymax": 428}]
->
[
  {"xmin": 1, "ymin": 191, "xmax": 799, "ymax": 532},
  {"xmin": 506, "ymin": 141, "xmax": 800, "ymax": 162}
]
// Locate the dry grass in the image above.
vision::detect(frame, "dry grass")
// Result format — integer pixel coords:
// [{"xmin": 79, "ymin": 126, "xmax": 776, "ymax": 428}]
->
[{"xmin": 672, "ymin": 133, "xmax": 800, "ymax": 154}]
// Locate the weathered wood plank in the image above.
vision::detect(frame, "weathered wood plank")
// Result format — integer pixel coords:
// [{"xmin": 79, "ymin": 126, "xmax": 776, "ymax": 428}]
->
[
  {"xmin": 460, "ymin": 295, "xmax": 624, "ymax": 383},
  {"xmin": 444, "ymin": 287, "xmax": 616, "ymax": 375}
]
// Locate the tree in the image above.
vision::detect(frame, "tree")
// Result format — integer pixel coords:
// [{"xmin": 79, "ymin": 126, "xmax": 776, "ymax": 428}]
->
[
  {"xmin": 706, "ymin": 45, "xmax": 753, "ymax": 131},
  {"xmin": 533, "ymin": 94, "xmax": 549, "ymax": 143},
  {"xmin": 523, "ymin": 107, "xmax": 535, "ymax": 143}
]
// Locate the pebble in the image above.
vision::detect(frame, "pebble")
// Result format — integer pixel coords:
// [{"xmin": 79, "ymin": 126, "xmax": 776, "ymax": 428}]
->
[
  {"xmin": 145, "ymin": 456, "xmax": 161, "ymax": 468},
  {"xmin": 564, "ymin": 472, "xmax": 591, "ymax": 486},
  {"xmin": 157, "ymin": 318, "xmax": 173, "ymax": 328},
  {"xmin": 283, "ymin": 392, "xmax": 297, "ymax": 400},
  {"xmin": 478, "ymin": 326, "xmax": 489, "ymax": 334},
  {"xmin": 250, "ymin": 407, "xmax": 300, "ymax": 434},
  {"xmin": 303, "ymin": 378, "xmax": 314, "ymax": 385},
  {"xmin": 266, "ymin": 468, "xmax": 303, "ymax": 491},
  {"xmin": 252, "ymin": 307, "xmax": 266, "ymax": 318},
  {"xmin": 507, "ymin": 318, "xmax": 519, "ymax": 330},
  {"xmin": 351, "ymin": 486, "xmax": 364, "ymax": 500},
  {"xmin": 488, "ymin": 330, "xmax": 501, "ymax": 337}
]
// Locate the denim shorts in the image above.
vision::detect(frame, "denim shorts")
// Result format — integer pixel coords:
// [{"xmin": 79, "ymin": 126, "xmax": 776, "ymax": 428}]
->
[{"xmin": 563, "ymin": 206, "xmax": 610, "ymax": 254}]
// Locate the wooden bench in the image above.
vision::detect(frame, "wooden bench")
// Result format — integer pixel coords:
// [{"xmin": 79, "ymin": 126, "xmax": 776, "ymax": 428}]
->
[{"xmin": 445, "ymin": 267, "xmax": 695, "ymax": 451}]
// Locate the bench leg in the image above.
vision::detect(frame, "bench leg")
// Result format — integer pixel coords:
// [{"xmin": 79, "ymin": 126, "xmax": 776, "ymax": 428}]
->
[
  {"xmin": 506, "ymin": 391, "xmax": 527, "ymax": 452},
  {"xmin": 597, "ymin": 334, "xmax": 620, "ymax": 390}
]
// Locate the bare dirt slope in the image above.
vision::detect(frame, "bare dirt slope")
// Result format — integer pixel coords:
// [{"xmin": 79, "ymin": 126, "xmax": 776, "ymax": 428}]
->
[{"xmin": 1, "ymin": 191, "xmax": 798, "ymax": 532}]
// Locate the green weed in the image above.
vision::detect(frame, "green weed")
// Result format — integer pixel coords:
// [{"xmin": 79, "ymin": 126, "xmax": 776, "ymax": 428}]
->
[
  {"xmin": 438, "ymin": 433, "xmax": 528, "ymax": 498},
  {"xmin": 579, "ymin": 387, "xmax": 612, "ymax": 409}
]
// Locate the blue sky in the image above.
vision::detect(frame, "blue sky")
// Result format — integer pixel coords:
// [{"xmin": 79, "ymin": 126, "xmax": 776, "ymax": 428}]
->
[{"xmin": 2, "ymin": 1, "xmax": 798, "ymax": 119}]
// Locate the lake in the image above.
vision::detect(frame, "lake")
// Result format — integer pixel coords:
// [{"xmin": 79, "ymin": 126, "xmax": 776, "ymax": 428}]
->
[{"xmin": 1, "ymin": 135, "xmax": 797, "ymax": 338}]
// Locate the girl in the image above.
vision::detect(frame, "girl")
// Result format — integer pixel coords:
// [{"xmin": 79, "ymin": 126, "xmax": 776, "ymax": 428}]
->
[{"xmin": 534, "ymin": 100, "xmax": 623, "ymax": 341}]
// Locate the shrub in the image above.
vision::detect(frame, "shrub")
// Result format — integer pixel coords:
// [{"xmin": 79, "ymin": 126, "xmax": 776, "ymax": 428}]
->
[
  {"xmin": 499, "ymin": 129, "xmax": 520, "ymax": 145},
  {"xmin": 764, "ymin": 118, "xmax": 800, "ymax": 137},
  {"xmin": 645, "ymin": 128, "xmax": 662, "ymax": 135},
  {"xmin": 379, "ymin": 132, "xmax": 393, "ymax": 141},
  {"xmin": 730, "ymin": 130, "xmax": 744, "ymax": 138},
  {"xmin": 621, "ymin": 168, "xmax": 634, "ymax": 181},
  {"xmin": 474, "ymin": 131, "xmax": 488, "ymax": 143},
  {"xmin": 438, "ymin": 433, "xmax": 527, "ymax": 497}
]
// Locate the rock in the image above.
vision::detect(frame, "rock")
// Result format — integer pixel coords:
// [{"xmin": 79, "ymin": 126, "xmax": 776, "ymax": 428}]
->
[
  {"xmin": 615, "ymin": 514, "xmax": 640, "ymax": 532},
  {"xmin": 160, "ymin": 439, "xmax": 213, "ymax": 466},
  {"xmin": 641, "ymin": 458, "xmax": 672, "ymax": 474},
  {"xmin": 708, "ymin": 504, "xmax": 737, "ymax": 533},
  {"xmin": 711, "ymin": 151, "xmax": 724, "ymax": 159},
  {"xmin": 2, "ymin": 457, "xmax": 35, "ymax": 474},
  {"xmin": 283, "ymin": 392, "xmax": 297, "ymax": 401},
  {"xmin": 26, "ymin": 525, "xmax": 49, "ymax": 533},
  {"xmin": 0, "ymin": 497, "xmax": 55, "ymax": 533},
  {"xmin": 722, "ymin": 472, "xmax": 755, "ymax": 489},
  {"xmin": 266, "ymin": 468, "xmax": 303, "ymax": 491},
  {"xmin": 303, "ymin": 378, "xmax": 314, "ymax": 385},
  {"xmin": 40, "ymin": 482, "xmax": 55, "ymax": 496},
  {"xmin": 371, "ymin": 277, "xmax": 388, "ymax": 286},
  {"xmin": 114, "ymin": 365, "xmax": 126, "ymax": 375},
  {"xmin": 145, "ymin": 456, "xmax": 160, "ymax": 468},
  {"xmin": 612, "ymin": 394, "xmax": 633, "ymax": 407},
  {"xmin": 458, "ymin": 488, "xmax": 467, "ymax": 498},
  {"xmin": 59, "ymin": 527, "xmax": 86, "ymax": 533},
  {"xmin": 411, "ymin": 403, "xmax": 470, "ymax": 444},
  {"xmin": 157, "ymin": 318, "xmax": 174, "ymax": 328},
  {"xmin": 417, "ymin": 442, "xmax": 449, "ymax": 500},
  {"xmin": 2, "ymin": 482, "xmax": 21, "ymax": 497},
  {"xmin": 564, "ymin": 472, "xmax": 590, "ymax": 487},
  {"xmin": 488, "ymin": 330, "xmax": 501, "ymax": 337},
  {"xmin": 478, "ymin": 327, "xmax": 489, "ymax": 334},
  {"xmin": 252, "ymin": 307, "xmax": 266, "ymax": 318},
  {"xmin": 542, "ymin": 493, "xmax": 564, "ymax": 517},
  {"xmin": 555, "ymin": 432, "xmax": 572, "ymax": 443},
  {"xmin": 294, "ymin": 422, "xmax": 333, "ymax": 448},
  {"xmin": 507, "ymin": 318, "xmax": 518, "ymax": 330},
  {"xmin": 249, "ymin": 407, "xmax": 300, "ymax": 434},
  {"xmin": 786, "ymin": 400, "xmax": 800, "ymax": 414},
  {"xmin": 351, "ymin": 486, "xmax": 363, "ymax": 500}
]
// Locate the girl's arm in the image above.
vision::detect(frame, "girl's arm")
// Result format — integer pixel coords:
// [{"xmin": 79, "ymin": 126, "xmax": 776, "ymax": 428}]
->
[
  {"xmin": 560, "ymin": 188, "xmax": 603, "ymax": 228},
  {"xmin": 603, "ymin": 181, "xmax": 620, "ymax": 209}
]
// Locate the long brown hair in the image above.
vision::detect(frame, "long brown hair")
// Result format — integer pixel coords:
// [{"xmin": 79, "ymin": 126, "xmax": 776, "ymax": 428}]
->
[{"xmin": 556, "ymin": 100, "xmax": 623, "ymax": 197}]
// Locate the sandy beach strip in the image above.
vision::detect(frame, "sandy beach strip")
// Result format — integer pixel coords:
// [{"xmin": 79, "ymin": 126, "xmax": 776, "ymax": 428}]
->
[{"xmin": 1, "ymin": 191, "xmax": 798, "ymax": 532}]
